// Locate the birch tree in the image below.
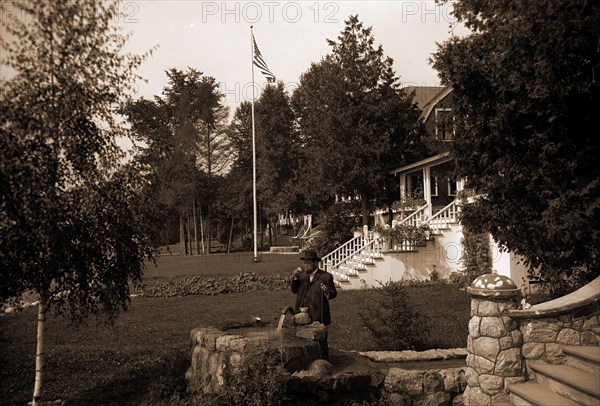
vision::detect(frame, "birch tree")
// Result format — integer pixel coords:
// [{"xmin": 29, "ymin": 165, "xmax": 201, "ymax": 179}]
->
[{"xmin": 0, "ymin": 2, "xmax": 154, "ymax": 404}]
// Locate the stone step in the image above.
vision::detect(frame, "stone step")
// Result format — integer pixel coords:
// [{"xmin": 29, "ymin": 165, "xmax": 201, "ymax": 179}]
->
[
  {"xmin": 345, "ymin": 260, "xmax": 367, "ymax": 270},
  {"xmin": 366, "ymin": 251, "xmax": 384, "ymax": 259},
  {"xmin": 531, "ymin": 363, "xmax": 600, "ymax": 405},
  {"xmin": 337, "ymin": 266, "xmax": 356, "ymax": 276},
  {"xmin": 508, "ymin": 382, "xmax": 580, "ymax": 406},
  {"xmin": 352, "ymin": 255, "xmax": 374, "ymax": 264},
  {"xmin": 562, "ymin": 345, "xmax": 600, "ymax": 376},
  {"xmin": 332, "ymin": 269, "xmax": 350, "ymax": 280}
]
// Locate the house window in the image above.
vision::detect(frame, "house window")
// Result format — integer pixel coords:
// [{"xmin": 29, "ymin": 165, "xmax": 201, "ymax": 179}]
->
[
  {"xmin": 448, "ymin": 178, "xmax": 458, "ymax": 196},
  {"xmin": 435, "ymin": 108, "xmax": 454, "ymax": 141},
  {"xmin": 430, "ymin": 176, "xmax": 438, "ymax": 197}
]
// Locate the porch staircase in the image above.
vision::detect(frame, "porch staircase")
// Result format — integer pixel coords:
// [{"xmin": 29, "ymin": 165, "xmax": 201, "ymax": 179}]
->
[
  {"xmin": 321, "ymin": 200, "xmax": 460, "ymax": 286},
  {"xmin": 320, "ymin": 228, "xmax": 384, "ymax": 284},
  {"xmin": 507, "ymin": 345, "xmax": 600, "ymax": 405}
]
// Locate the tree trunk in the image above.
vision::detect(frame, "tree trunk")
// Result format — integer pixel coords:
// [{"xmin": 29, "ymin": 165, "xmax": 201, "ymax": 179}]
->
[
  {"xmin": 199, "ymin": 205, "xmax": 205, "ymax": 255},
  {"xmin": 186, "ymin": 210, "xmax": 192, "ymax": 256},
  {"xmin": 227, "ymin": 217, "xmax": 234, "ymax": 253},
  {"xmin": 179, "ymin": 215, "xmax": 185, "ymax": 256},
  {"xmin": 259, "ymin": 212, "xmax": 263, "ymax": 251},
  {"xmin": 361, "ymin": 196, "xmax": 369, "ymax": 227},
  {"xmin": 206, "ymin": 122, "xmax": 213, "ymax": 255},
  {"xmin": 207, "ymin": 204, "xmax": 212, "ymax": 254},
  {"xmin": 268, "ymin": 219, "xmax": 273, "ymax": 248},
  {"xmin": 242, "ymin": 221, "xmax": 247, "ymax": 249},
  {"xmin": 32, "ymin": 291, "xmax": 47, "ymax": 406},
  {"xmin": 193, "ymin": 197, "xmax": 199, "ymax": 255}
]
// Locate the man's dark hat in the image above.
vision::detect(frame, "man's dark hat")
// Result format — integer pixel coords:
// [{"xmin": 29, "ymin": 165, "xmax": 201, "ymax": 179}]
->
[{"xmin": 300, "ymin": 250, "xmax": 321, "ymax": 261}]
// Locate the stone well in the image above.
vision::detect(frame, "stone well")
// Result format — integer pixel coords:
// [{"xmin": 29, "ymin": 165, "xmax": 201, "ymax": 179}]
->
[
  {"xmin": 186, "ymin": 323, "xmax": 327, "ymax": 395},
  {"xmin": 186, "ymin": 322, "xmax": 468, "ymax": 404}
]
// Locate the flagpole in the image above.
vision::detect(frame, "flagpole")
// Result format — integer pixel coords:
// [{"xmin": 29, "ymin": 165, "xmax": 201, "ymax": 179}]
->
[{"xmin": 250, "ymin": 26, "xmax": 259, "ymax": 262}]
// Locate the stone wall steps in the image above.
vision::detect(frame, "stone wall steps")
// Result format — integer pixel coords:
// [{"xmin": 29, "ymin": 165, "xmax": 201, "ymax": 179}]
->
[
  {"xmin": 562, "ymin": 345, "xmax": 600, "ymax": 375},
  {"xmin": 508, "ymin": 382, "xmax": 580, "ymax": 406},
  {"xmin": 530, "ymin": 363, "xmax": 600, "ymax": 405}
]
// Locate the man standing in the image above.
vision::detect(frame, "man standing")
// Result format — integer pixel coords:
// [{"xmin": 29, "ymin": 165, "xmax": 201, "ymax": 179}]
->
[{"xmin": 291, "ymin": 250, "xmax": 337, "ymax": 325}]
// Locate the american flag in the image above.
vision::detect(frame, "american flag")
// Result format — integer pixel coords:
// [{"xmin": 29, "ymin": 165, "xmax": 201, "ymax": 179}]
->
[{"xmin": 252, "ymin": 33, "xmax": 276, "ymax": 83}]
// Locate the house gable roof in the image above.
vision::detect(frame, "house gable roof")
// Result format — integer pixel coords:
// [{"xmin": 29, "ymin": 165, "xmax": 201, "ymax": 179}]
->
[
  {"xmin": 402, "ymin": 86, "xmax": 444, "ymax": 110},
  {"xmin": 389, "ymin": 86, "xmax": 455, "ymax": 177},
  {"xmin": 420, "ymin": 86, "xmax": 453, "ymax": 121}
]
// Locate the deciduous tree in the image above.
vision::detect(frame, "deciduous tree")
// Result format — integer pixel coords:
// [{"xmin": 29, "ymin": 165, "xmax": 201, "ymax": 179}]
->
[
  {"xmin": 0, "ymin": 2, "xmax": 154, "ymax": 403},
  {"xmin": 432, "ymin": 0, "xmax": 600, "ymax": 295}
]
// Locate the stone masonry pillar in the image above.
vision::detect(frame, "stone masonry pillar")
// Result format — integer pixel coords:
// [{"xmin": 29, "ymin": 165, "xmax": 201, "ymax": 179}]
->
[{"xmin": 464, "ymin": 274, "xmax": 526, "ymax": 405}]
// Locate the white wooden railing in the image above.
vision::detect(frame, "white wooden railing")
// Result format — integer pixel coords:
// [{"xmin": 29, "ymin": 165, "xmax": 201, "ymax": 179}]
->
[
  {"xmin": 396, "ymin": 203, "xmax": 429, "ymax": 227},
  {"xmin": 321, "ymin": 200, "xmax": 460, "ymax": 281},
  {"xmin": 428, "ymin": 200, "xmax": 460, "ymax": 233},
  {"xmin": 392, "ymin": 238, "xmax": 423, "ymax": 252},
  {"xmin": 320, "ymin": 226, "xmax": 382, "ymax": 273}
]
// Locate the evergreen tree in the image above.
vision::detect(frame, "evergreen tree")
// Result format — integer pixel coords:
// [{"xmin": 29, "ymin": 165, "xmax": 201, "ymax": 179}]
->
[
  {"xmin": 255, "ymin": 83, "xmax": 300, "ymax": 245},
  {"xmin": 126, "ymin": 68, "xmax": 229, "ymax": 254},
  {"xmin": 292, "ymin": 15, "xmax": 424, "ymax": 225}
]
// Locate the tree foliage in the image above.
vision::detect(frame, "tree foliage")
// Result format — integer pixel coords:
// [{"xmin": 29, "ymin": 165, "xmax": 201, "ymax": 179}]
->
[
  {"xmin": 292, "ymin": 15, "xmax": 424, "ymax": 223},
  {"xmin": 306, "ymin": 201, "xmax": 362, "ymax": 255},
  {"xmin": 223, "ymin": 101, "xmax": 254, "ymax": 235},
  {"xmin": 432, "ymin": 0, "xmax": 600, "ymax": 295},
  {"xmin": 0, "ymin": 0, "xmax": 153, "ymax": 319},
  {"xmin": 225, "ymin": 84, "xmax": 299, "ymax": 248},
  {"xmin": 255, "ymin": 82, "xmax": 299, "ymax": 219},
  {"xmin": 460, "ymin": 225, "xmax": 493, "ymax": 287},
  {"xmin": 0, "ymin": 2, "xmax": 154, "ymax": 402},
  {"xmin": 126, "ymin": 68, "xmax": 229, "ymax": 252}
]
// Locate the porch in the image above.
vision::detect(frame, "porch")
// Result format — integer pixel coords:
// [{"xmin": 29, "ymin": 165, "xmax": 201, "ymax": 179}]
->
[{"xmin": 384, "ymin": 151, "xmax": 464, "ymax": 226}]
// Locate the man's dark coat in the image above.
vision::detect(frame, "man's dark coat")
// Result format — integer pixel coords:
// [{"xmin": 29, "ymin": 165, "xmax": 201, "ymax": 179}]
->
[{"xmin": 291, "ymin": 269, "xmax": 337, "ymax": 325}]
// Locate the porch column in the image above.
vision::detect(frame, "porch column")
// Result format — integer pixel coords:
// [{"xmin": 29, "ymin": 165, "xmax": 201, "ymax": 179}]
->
[
  {"xmin": 423, "ymin": 166, "xmax": 432, "ymax": 218},
  {"xmin": 399, "ymin": 173, "xmax": 406, "ymax": 200}
]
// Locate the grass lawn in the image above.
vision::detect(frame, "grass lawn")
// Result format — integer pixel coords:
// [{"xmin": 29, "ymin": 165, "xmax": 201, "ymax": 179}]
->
[{"xmin": 0, "ymin": 252, "xmax": 470, "ymax": 405}]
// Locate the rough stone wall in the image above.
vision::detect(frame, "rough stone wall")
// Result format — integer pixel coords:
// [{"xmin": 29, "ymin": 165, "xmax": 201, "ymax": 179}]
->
[
  {"xmin": 186, "ymin": 326, "xmax": 322, "ymax": 395},
  {"xmin": 187, "ymin": 326, "xmax": 468, "ymax": 403},
  {"xmin": 287, "ymin": 365, "xmax": 467, "ymax": 405},
  {"xmin": 464, "ymin": 296, "xmax": 525, "ymax": 406},
  {"xmin": 464, "ymin": 274, "xmax": 600, "ymax": 405},
  {"xmin": 382, "ymin": 367, "xmax": 466, "ymax": 405},
  {"xmin": 519, "ymin": 303, "xmax": 600, "ymax": 376}
]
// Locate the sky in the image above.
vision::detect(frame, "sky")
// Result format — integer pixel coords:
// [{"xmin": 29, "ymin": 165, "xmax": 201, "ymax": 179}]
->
[{"xmin": 118, "ymin": 0, "xmax": 467, "ymax": 113}]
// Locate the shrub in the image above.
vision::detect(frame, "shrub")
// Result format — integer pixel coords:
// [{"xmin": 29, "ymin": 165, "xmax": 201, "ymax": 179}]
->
[
  {"xmin": 448, "ymin": 271, "xmax": 471, "ymax": 288},
  {"xmin": 460, "ymin": 225, "xmax": 493, "ymax": 286},
  {"xmin": 204, "ymin": 349, "xmax": 290, "ymax": 406},
  {"xmin": 145, "ymin": 354, "xmax": 189, "ymax": 400},
  {"xmin": 359, "ymin": 281, "xmax": 430, "ymax": 351}
]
